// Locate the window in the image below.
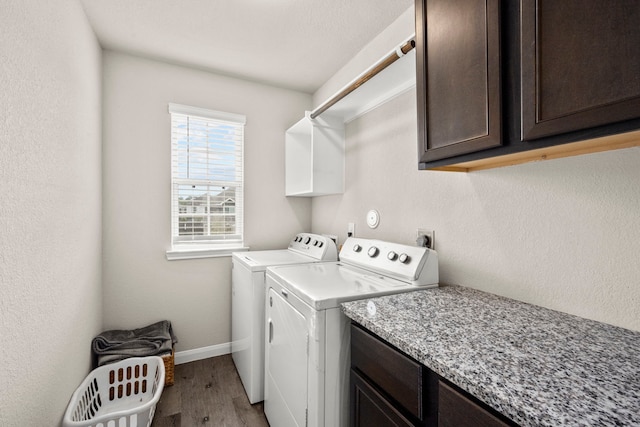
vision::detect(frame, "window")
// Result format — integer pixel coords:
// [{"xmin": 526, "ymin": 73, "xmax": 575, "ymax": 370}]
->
[{"xmin": 167, "ymin": 103, "xmax": 246, "ymax": 259}]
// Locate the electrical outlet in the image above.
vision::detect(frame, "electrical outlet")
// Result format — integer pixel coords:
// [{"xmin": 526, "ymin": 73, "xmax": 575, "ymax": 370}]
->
[
  {"xmin": 347, "ymin": 222, "xmax": 355, "ymax": 237},
  {"xmin": 416, "ymin": 229, "xmax": 435, "ymax": 249}
]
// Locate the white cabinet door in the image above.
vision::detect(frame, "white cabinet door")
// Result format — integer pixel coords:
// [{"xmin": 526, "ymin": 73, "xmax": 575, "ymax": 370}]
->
[{"xmin": 265, "ymin": 288, "xmax": 309, "ymax": 427}]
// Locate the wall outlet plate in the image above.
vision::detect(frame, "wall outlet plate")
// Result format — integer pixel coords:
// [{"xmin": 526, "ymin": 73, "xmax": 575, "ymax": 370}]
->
[{"xmin": 416, "ymin": 229, "xmax": 435, "ymax": 249}]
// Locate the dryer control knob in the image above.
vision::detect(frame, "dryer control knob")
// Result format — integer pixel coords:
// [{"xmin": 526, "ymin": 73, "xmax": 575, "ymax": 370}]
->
[
  {"xmin": 387, "ymin": 251, "xmax": 398, "ymax": 261},
  {"xmin": 399, "ymin": 253, "xmax": 411, "ymax": 264},
  {"xmin": 368, "ymin": 246, "xmax": 379, "ymax": 257},
  {"xmin": 353, "ymin": 244, "xmax": 362, "ymax": 252},
  {"xmin": 304, "ymin": 237, "xmax": 311, "ymax": 244}
]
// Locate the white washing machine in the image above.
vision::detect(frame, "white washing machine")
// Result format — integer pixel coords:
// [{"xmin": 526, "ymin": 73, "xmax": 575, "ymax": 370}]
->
[
  {"xmin": 264, "ymin": 237, "xmax": 439, "ymax": 427},
  {"xmin": 231, "ymin": 233, "xmax": 337, "ymax": 404}
]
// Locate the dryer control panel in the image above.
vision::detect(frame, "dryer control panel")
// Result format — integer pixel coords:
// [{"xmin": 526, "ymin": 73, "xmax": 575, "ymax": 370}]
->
[{"xmin": 340, "ymin": 237, "xmax": 438, "ymax": 286}]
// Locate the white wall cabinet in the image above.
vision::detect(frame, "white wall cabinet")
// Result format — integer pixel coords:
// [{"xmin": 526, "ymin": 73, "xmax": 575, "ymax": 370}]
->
[
  {"xmin": 285, "ymin": 112, "xmax": 344, "ymax": 197},
  {"xmin": 285, "ymin": 40, "xmax": 416, "ymax": 197}
]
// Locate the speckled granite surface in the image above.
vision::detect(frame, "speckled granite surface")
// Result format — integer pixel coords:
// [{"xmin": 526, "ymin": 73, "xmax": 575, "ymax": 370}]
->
[{"xmin": 341, "ymin": 285, "xmax": 640, "ymax": 427}]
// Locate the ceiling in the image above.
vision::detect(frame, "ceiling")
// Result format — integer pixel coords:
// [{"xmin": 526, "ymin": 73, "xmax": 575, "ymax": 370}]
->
[{"xmin": 80, "ymin": 0, "xmax": 413, "ymax": 93}]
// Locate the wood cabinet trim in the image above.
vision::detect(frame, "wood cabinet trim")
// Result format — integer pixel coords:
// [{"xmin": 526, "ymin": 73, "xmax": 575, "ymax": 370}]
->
[{"xmin": 427, "ymin": 129, "xmax": 640, "ymax": 171}]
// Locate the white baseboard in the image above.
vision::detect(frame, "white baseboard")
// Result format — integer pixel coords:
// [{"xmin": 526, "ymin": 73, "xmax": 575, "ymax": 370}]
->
[{"xmin": 174, "ymin": 342, "xmax": 231, "ymax": 365}]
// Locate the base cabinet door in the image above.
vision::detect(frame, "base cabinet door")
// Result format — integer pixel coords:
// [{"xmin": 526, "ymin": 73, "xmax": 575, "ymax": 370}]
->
[
  {"xmin": 521, "ymin": 0, "xmax": 640, "ymax": 140},
  {"xmin": 350, "ymin": 324, "xmax": 435, "ymax": 427},
  {"xmin": 351, "ymin": 370, "xmax": 414, "ymax": 427}
]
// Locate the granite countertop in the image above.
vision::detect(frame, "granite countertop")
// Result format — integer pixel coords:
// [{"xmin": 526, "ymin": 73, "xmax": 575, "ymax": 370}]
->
[{"xmin": 341, "ymin": 285, "xmax": 640, "ymax": 427}]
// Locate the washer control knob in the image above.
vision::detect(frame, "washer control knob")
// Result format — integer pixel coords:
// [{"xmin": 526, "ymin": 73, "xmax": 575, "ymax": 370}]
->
[
  {"xmin": 398, "ymin": 253, "xmax": 411, "ymax": 264},
  {"xmin": 368, "ymin": 246, "xmax": 379, "ymax": 257},
  {"xmin": 387, "ymin": 251, "xmax": 398, "ymax": 261},
  {"xmin": 353, "ymin": 244, "xmax": 362, "ymax": 252},
  {"xmin": 304, "ymin": 237, "xmax": 311, "ymax": 244}
]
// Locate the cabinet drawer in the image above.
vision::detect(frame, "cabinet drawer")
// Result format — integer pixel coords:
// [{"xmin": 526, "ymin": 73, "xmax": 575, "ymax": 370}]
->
[
  {"xmin": 439, "ymin": 381, "xmax": 513, "ymax": 427},
  {"xmin": 351, "ymin": 324, "xmax": 424, "ymax": 420}
]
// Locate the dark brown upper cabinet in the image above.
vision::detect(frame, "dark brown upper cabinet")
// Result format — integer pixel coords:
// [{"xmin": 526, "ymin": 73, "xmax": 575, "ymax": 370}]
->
[
  {"xmin": 416, "ymin": 0, "xmax": 502, "ymax": 163},
  {"xmin": 521, "ymin": 0, "xmax": 640, "ymax": 140},
  {"xmin": 416, "ymin": 0, "xmax": 640, "ymax": 172}
]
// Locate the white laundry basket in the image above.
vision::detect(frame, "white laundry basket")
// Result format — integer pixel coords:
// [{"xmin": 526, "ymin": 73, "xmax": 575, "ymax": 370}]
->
[{"xmin": 63, "ymin": 356, "xmax": 165, "ymax": 427}]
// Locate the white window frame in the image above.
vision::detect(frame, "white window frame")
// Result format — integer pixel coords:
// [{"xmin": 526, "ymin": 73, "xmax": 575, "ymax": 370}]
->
[{"xmin": 166, "ymin": 103, "xmax": 248, "ymax": 260}]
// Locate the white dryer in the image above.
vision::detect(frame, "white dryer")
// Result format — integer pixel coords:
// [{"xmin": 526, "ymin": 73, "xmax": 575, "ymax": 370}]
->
[
  {"xmin": 231, "ymin": 233, "xmax": 337, "ymax": 404},
  {"xmin": 264, "ymin": 237, "xmax": 439, "ymax": 427}
]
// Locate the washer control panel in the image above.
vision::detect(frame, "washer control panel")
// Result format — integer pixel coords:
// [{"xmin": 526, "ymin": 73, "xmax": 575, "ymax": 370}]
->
[{"xmin": 288, "ymin": 233, "xmax": 338, "ymax": 261}]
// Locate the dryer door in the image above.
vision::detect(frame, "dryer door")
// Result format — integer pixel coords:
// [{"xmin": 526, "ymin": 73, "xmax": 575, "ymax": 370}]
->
[{"xmin": 265, "ymin": 288, "xmax": 309, "ymax": 427}]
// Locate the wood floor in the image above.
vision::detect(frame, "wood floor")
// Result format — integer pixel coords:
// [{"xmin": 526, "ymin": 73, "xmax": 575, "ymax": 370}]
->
[{"xmin": 152, "ymin": 355, "xmax": 270, "ymax": 427}]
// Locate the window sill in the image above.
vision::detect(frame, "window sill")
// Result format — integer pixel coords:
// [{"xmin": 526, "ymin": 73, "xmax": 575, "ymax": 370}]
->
[{"xmin": 166, "ymin": 245, "xmax": 249, "ymax": 261}]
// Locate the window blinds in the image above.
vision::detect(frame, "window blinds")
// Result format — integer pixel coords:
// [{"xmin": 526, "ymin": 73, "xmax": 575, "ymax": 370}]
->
[{"xmin": 169, "ymin": 103, "xmax": 245, "ymax": 247}]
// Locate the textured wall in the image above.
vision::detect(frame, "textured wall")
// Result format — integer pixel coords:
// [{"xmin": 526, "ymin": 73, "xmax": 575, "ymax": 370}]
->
[
  {"xmin": 311, "ymin": 7, "xmax": 640, "ymax": 332},
  {"xmin": 102, "ymin": 51, "xmax": 312, "ymax": 351},
  {"xmin": 0, "ymin": 1, "xmax": 102, "ymax": 425},
  {"xmin": 312, "ymin": 91, "xmax": 640, "ymax": 332}
]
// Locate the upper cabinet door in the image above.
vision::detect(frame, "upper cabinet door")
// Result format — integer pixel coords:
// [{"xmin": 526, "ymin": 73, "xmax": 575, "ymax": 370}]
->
[
  {"xmin": 521, "ymin": 0, "xmax": 640, "ymax": 140},
  {"xmin": 416, "ymin": 0, "xmax": 502, "ymax": 163}
]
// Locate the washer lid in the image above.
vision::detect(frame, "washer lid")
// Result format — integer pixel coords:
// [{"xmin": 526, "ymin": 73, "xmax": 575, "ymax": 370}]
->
[
  {"xmin": 233, "ymin": 250, "xmax": 318, "ymax": 271},
  {"xmin": 231, "ymin": 233, "xmax": 338, "ymax": 271},
  {"xmin": 267, "ymin": 262, "xmax": 425, "ymax": 310}
]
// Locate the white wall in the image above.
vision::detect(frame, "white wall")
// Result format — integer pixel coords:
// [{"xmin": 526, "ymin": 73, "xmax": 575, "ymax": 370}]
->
[
  {"xmin": 0, "ymin": 1, "xmax": 103, "ymax": 425},
  {"xmin": 311, "ymin": 7, "xmax": 640, "ymax": 332},
  {"xmin": 102, "ymin": 51, "xmax": 312, "ymax": 352}
]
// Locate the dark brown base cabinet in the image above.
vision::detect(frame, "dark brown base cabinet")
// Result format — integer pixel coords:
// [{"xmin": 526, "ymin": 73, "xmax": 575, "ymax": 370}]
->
[
  {"xmin": 350, "ymin": 323, "xmax": 518, "ymax": 427},
  {"xmin": 438, "ymin": 382, "xmax": 513, "ymax": 427},
  {"xmin": 351, "ymin": 371, "xmax": 415, "ymax": 427},
  {"xmin": 416, "ymin": 0, "xmax": 640, "ymax": 171}
]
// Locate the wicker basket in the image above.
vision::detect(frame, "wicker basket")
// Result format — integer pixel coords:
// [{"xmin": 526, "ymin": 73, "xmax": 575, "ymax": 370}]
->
[
  {"xmin": 63, "ymin": 356, "xmax": 165, "ymax": 427},
  {"xmin": 161, "ymin": 346, "xmax": 175, "ymax": 386}
]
